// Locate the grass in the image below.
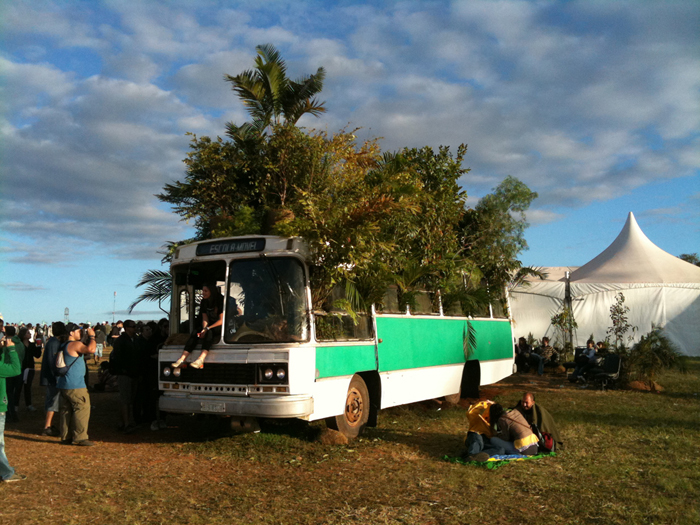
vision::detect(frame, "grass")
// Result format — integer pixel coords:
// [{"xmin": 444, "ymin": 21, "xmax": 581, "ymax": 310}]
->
[{"xmin": 5, "ymin": 359, "xmax": 699, "ymax": 524}]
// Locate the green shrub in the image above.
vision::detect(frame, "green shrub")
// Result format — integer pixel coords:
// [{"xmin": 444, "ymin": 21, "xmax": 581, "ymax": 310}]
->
[{"xmin": 628, "ymin": 326, "xmax": 687, "ymax": 388}]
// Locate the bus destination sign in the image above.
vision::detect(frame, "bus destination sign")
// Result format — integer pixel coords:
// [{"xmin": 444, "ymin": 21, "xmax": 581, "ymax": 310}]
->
[{"xmin": 196, "ymin": 238, "xmax": 266, "ymax": 256}]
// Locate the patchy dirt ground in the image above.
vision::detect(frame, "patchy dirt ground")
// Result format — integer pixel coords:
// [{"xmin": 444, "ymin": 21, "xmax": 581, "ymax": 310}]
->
[{"xmin": 0, "ymin": 365, "xmax": 629, "ymax": 524}]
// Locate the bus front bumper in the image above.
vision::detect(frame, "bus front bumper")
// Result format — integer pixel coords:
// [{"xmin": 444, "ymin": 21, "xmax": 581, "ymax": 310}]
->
[{"xmin": 159, "ymin": 393, "xmax": 313, "ymax": 418}]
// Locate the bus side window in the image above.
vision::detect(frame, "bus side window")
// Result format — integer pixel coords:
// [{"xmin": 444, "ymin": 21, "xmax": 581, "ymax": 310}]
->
[{"xmin": 315, "ymin": 312, "xmax": 373, "ymax": 341}]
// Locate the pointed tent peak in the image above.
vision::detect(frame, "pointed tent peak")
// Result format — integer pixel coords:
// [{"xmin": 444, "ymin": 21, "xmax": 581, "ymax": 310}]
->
[
  {"xmin": 566, "ymin": 212, "xmax": 700, "ymax": 284},
  {"xmin": 613, "ymin": 211, "xmax": 657, "ymax": 251}
]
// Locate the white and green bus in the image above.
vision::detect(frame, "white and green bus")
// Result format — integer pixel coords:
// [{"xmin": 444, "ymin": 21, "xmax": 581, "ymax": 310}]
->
[{"xmin": 159, "ymin": 235, "xmax": 514, "ymax": 438}]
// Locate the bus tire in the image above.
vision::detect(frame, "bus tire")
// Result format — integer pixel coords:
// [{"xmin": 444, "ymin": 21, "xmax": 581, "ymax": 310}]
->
[{"xmin": 327, "ymin": 375, "xmax": 370, "ymax": 439}]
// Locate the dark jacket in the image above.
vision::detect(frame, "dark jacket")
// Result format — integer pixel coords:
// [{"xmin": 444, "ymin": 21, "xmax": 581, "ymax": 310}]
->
[
  {"xmin": 110, "ymin": 333, "xmax": 140, "ymax": 378},
  {"xmin": 22, "ymin": 341, "xmax": 42, "ymax": 370},
  {"xmin": 514, "ymin": 400, "xmax": 564, "ymax": 449}
]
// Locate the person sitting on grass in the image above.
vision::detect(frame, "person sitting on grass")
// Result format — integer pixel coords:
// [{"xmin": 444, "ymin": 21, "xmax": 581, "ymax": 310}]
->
[
  {"xmin": 487, "ymin": 403, "xmax": 540, "ymax": 457},
  {"xmin": 171, "ymin": 283, "xmax": 224, "ymax": 370},
  {"xmin": 513, "ymin": 392, "xmax": 564, "ymax": 450}
]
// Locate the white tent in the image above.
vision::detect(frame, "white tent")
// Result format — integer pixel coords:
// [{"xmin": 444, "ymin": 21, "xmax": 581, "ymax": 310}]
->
[{"xmin": 509, "ymin": 212, "xmax": 700, "ymax": 356}]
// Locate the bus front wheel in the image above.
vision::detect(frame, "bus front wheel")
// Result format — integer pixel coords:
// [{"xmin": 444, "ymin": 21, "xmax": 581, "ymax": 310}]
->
[{"xmin": 327, "ymin": 375, "xmax": 370, "ymax": 439}]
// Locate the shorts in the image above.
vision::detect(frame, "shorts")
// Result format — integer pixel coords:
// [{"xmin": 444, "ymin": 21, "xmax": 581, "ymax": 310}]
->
[
  {"xmin": 94, "ymin": 344, "xmax": 104, "ymax": 358},
  {"xmin": 45, "ymin": 384, "xmax": 60, "ymax": 412},
  {"xmin": 118, "ymin": 376, "xmax": 138, "ymax": 405}
]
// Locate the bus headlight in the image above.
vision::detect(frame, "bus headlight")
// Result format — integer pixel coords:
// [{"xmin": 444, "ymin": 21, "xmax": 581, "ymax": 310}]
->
[
  {"xmin": 163, "ymin": 367, "xmax": 171, "ymax": 377},
  {"xmin": 173, "ymin": 367, "xmax": 181, "ymax": 378},
  {"xmin": 257, "ymin": 363, "xmax": 288, "ymax": 384}
]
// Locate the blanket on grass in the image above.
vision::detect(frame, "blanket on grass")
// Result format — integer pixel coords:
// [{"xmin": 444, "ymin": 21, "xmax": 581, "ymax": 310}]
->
[{"xmin": 444, "ymin": 452, "xmax": 556, "ymax": 470}]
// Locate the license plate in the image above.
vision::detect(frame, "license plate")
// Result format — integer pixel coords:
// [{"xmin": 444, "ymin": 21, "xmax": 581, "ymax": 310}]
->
[{"xmin": 201, "ymin": 402, "xmax": 226, "ymax": 413}]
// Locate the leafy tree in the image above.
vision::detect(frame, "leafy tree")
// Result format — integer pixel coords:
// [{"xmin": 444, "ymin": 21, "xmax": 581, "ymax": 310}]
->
[
  {"xmin": 158, "ymin": 45, "xmax": 328, "ymax": 242},
  {"xmin": 459, "ymin": 175, "xmax": 538, "ymax": 307},
  {"xmin": 679, "ymin": 253, "xmax": 700, "ymax": 266},
  {"xmin": 158, "ymin": 134, "xmax": 257, "ymax": 240},
  {"xmin": 143, "ymin": 45, "xmax": 538, "ymax": 319}
]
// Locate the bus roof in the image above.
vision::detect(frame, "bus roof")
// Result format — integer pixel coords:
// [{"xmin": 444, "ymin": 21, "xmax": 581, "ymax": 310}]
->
[{"xmin": 172, "ymin": 235, "xmax": 309, "ymax": 265}]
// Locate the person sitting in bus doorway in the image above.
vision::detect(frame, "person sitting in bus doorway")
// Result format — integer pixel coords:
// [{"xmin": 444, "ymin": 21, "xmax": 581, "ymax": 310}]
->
[
  {"xmin": 513, "ymin": 392, "xmax": 563, "ymax": 450},
  {"xmin": 172, "ymin": 283, "xmax": 224, "ymax": 370}
]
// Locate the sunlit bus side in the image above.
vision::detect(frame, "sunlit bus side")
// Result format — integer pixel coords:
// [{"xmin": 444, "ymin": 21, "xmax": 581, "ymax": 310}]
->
[{"xmin": 158, "ymin": 235, "xmax": 514, "ymax": 438}]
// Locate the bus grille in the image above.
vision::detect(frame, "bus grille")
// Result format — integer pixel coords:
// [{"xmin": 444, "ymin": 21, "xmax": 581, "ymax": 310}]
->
[{"xmin": 161, "ymin": 363, "xmax": 256, "ymax": 385}]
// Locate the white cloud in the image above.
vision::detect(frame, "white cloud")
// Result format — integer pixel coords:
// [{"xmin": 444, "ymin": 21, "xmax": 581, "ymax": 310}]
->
[
  {"xmin": 526, "ymin": 209, "xmax": 564, "ymax": 226},
  {"xmin": 1, "ymin": 0, "xmax": 698, "ymax": 267},
  {"xmin": 3, "ymin": 2, "xmax": 104, "ymax": 50},
  {"xmin": 171, "ymin": 50, "xmax": 255, "ymax": 108}
]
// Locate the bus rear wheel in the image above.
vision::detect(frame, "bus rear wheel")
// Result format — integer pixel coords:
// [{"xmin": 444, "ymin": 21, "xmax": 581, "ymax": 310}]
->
[{"xmin": 327, "ymin": 375, "xmax": 370, "ymax": 439}]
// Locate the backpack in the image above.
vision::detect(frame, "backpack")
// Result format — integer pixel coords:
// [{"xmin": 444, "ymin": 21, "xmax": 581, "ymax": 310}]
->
[
  {"xmin": 531, "ymin": 423, "xmax": 555, "ymax": 453},
  {"xmin": 55, "ymin": 342, "xmax": 78, "ymax": 377}
]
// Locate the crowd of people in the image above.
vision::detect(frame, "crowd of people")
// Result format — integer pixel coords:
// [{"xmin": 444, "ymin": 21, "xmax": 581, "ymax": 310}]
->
[
  {"xmin": 514, "ymin": 336, "xmax": 560, "ymax": 375},
  {"xmin": 1, "ymin": 317, "xmax": 169, "ymax": 482}
]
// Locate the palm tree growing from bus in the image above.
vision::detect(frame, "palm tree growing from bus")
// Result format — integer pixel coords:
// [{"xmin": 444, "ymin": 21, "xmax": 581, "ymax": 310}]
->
[
  {"xmin": 143, "ymin": 45, "xmax": 539, "ymax": 320},
  {"xmin": 224, "ymin": 43, "xmax": 326, "ymax": 142}
]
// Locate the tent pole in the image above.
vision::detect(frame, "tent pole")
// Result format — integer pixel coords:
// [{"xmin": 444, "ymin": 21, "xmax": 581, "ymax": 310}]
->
[{"xmin": 565, "ymin": 271, "xmax": 573, "ymax": 355}]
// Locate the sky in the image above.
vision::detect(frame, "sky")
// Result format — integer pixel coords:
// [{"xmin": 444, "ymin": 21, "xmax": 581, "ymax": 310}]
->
[{"xmin": 1, "ymin": 0, "xmax": 698, "ymax": 324}]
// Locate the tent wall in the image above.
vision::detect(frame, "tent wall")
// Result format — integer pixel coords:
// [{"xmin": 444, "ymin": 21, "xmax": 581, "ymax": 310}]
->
[
  {"xmin": 510, "ymin": 282, "xmax": 700, "ymax": 356},
  {"xmin": 569, "ymin": 283, "xmax": 700, "ymax": 356},
  {"xmin": 509, "ymin": 282, "xmax": 565, "ymax": 343},
  {"xmin": 660, "ymin": 287, "xmax": 700, "ymax": 357}
]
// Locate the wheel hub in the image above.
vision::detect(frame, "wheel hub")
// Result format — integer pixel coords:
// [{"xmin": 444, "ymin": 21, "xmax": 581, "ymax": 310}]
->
[{"xmin": 345, "ymin": 387, "xmax": 364, "ymax": 426}]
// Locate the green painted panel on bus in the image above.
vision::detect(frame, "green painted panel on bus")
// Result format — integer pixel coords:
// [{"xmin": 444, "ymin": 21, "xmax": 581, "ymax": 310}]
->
[
  {"xmin": 375, "ymin": 317, "xmax": 513, "ymax": 372},
  {"xmin": 315, "ymin": 344, "xmax": 376, "ymax": 379},
  {"xmin": 468, "ymin": 319, "xmax": 515, "ymax": 362}
]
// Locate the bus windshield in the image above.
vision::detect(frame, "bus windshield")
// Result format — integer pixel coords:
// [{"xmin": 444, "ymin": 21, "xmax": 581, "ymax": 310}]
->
[{"xmin": 224, "ymin": 257, "xmax": 309, "ymax": 344}]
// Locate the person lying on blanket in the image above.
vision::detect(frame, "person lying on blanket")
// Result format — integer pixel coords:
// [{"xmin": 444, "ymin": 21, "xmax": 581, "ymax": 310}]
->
[
  {"xmin": 488, "ymin": 403, "xmax": 540, "ymax": 457},
  {"xmin": 513, "ymin": 392, "xmax": 564, "ymax": 450}
]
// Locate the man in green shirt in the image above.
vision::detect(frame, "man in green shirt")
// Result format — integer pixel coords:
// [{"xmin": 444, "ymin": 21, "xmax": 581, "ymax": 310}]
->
[{"xmin": 1, "ymin": 319, "xmax": 25, "ymax": 482}]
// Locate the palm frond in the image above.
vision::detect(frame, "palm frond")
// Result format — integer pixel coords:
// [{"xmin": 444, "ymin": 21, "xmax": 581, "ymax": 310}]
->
[
  {"xmin": 463, "ymin": 320, "xmax": 478, "ymax": 360},
  {"xmin": 508, "ymin": 265, "xmax": 548, "ymax": 290},
  {"xmin": 128, "ymin": 269, "xmax": 172, "ymax": 314}
]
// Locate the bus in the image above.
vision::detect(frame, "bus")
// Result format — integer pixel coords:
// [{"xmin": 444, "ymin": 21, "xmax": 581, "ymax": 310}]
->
[{"xmin": 158, "ymin": 235, "xmax": 515, "ymax": 438}]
